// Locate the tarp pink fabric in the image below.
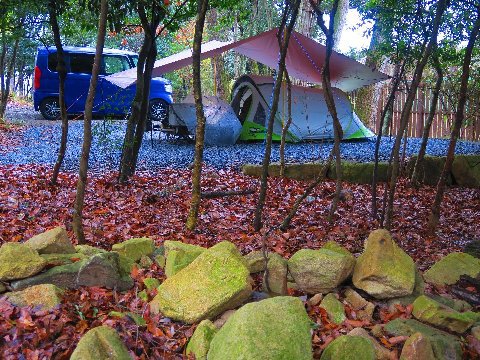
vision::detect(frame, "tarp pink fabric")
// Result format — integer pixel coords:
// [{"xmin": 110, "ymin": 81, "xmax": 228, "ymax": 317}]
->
[{"xmin": 106, "ymin": 28, "xmax": 388, "ymax": 91}]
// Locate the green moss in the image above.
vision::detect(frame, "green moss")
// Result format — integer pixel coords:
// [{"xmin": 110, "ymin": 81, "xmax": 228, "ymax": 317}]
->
[
  {"xmin": 150, "ymin": 241, "xmax": 252, "ymax": 323},
  {"xmin": 164, "ymin": 240, "xmax": 205, "ymax": 277},
  {"xmin": 320, "ymin": 335, "xmax": 375, "ymax": 360},
  {"xmin": 40, "ymin": 253, "xmax": 86, "ymax": 267},
  {"xmin": 186, "ymin": 320, "xmax": 217, "ymax": 360},
  {"xmin": 412, "ymin": 295, "xmax": 475, "ymax": 333},
  {"xmin": 320, "ymin": 293, "xmax": 346, "ymax": 324},
  {"xmin": 111, "ymin": 237, "xmax": 155, "ymax": 262},
  {"xmin": 424, "ymin": 252, "xmax": 480, "ymax": 287},
  {"xmin": 75, "ymin": 245, "xmax": 107, "ymax": 257},
  {"xmin": 208, "ymin": 297, "xmax": 312, "ymax": 360},
  {"xmin": 70, "ymin": 325, "xmax": 131, "ymax": 360},
  {"xmin": 6, "ymin": 284, "xmax": 64, "ymax": 310},
  {"xmin": 143, "ymin": 278, "xmax": 161, "ymax": 291},
  {"xmin": 0, "ymin": 243, "xmax": 46, "ymax": 281}
]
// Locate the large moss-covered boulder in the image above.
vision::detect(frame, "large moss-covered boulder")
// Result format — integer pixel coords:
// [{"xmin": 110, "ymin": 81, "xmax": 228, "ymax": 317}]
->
[
  {"xmin": 328, "ymin": 161, "xmax": 389, "ymax": 184},
  {"xmin": 0, "ymin": 243, "xmax": 46, "ymax": 281},
  {"xmin": 412, "ymin": 295, "xmax": 475, "ymax": 334},
  {"xmin": 320, "ymin": 293, "xmax": 346, "ymax": 324},
  {"xmin": 77, "ymin": 252, "xmax": 133, "ymax": 291},
  {"xmin": 288, "ymin": 242, "xmax": 355, "ymax": 294},
  {"xmin": 352, "ymin": 229, "xmax": 415, "ymax": 299},
  {"xmin": 163, "ymin": 240, "xmax": 205, "ymax": 277},
  {"xmin": 451, "ymin": 155, "xmax": 480, "ymax": 188},
  {"xmin": 185, "ymin": 320, "xmax": 217, "ymax": 360},
  {"xmin": 320, "ymin": 335, "xmax": 375, "ymax": 360},
  {"xmin": 6, "ymin": 284, "xmax": 64, "ymax": 310},
  {"xmin": 150, "ymin": 241, "xmax": 252, "ymax": 323},
  {"xmin": 208, "ymin": 296, "xmax": 312, "ymax": 360},
  {"xmin": 10, "ymin": 260, "xmax": 85, "ymax": 290},
  {"xmin": 423, "ymin": 252, "xmax": 480, "ymax": 287},
  {"xmin": 384, "ymin": 319, "xmax": 462, "ymax": 360},
  {"xmin": 24, "ymin": 227, "xmax": 75, "ymax": 254},
  {"xmin": 70, "ymin": 325, "xmax": 132, "ymax": 360},
  {"xmin": 111, "ymin": 237, "xmax": 154, "ymax": 262},
  {"xmin": 263, "ymin": 253, "xmax": 288, "ymax": 296},
  {"xmin": 400, "ymin": 332, "xmax": 436, "ymax": 360}
]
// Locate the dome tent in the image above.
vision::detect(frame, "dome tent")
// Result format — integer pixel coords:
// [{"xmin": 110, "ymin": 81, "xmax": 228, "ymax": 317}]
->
[{"xmin": 231, "ymin": 75, "xmax": 375, "ymax": 141}]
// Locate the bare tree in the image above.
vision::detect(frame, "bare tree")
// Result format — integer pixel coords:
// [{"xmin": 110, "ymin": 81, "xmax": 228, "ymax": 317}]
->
[
  {"xmin": 48, "ymin": 0, "xmax": 69, "ymax": 185},
  {"xmin": 384, "ymin": 0, "xmax": 448, "ymax": 230},
  {"xmin": 72, "ymin": 0, "xmax": 108, "ymax": 244},
  {"xmin": 253, "ymin": 0, "xmax": 301, "ymax": 232},
  {"xmin": 428, "ymin": 5, "xmax": 480, "ymax": 234},
  {"xmin": 185, "ymin": 0, "xmax": 210, "ymax": 231},
  {"xmin": 279, "ymin": 71, "xmax": 292, "ymax": 177}
]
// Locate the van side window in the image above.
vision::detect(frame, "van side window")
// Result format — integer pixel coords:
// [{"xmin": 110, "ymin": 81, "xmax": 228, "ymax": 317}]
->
[
  {"xmin": 48, "ymin": 53, "xmax": 58, "ymax": 72},
  {"xmin": 70, "ymin": 53, "xmax": 95, "ymax": 74},
  {"xmin": 103, "ymin": 55, "xmax": 130, "ymax": 75}
]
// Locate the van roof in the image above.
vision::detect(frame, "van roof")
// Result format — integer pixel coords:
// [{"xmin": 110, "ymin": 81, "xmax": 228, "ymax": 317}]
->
[{"xmin": 37, "ymin": 46, "xmax": 137, "ymax": 56}]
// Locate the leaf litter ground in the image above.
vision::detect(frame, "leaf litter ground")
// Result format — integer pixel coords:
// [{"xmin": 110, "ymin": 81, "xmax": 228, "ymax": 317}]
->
[{"xmin": 1, "ymin": 163, "xmax": 479, "ymax": 358}]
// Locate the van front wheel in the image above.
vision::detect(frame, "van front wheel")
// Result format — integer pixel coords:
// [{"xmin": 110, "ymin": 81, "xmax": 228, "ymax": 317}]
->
[
  {"xmin": 40, "ymin": 98, "xmax": 61, "ymax": 120},
  {"xmin": 146, "ymin": 99, "xmax": 169, "ymax": 131}
]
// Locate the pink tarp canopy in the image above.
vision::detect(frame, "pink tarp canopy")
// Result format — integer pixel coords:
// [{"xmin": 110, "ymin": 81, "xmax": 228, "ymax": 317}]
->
[{"xmin": 106, "ymin": 28, "xmax": 388, "ymax": 92}]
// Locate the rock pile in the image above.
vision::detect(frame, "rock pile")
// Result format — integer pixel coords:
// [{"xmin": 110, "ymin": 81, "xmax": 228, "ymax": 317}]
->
[{"xmin": 1, "ymin": 227, "xmax": 479, "ymax": 359}]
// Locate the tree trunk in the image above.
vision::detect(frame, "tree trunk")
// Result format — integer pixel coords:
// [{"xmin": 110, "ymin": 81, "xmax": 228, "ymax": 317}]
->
[
  {"xmin": 118, "ymin": 3, "xmax": 161, "ymax": 183},
  {"xmin": 279, "ymin": 71, "xmax": 292, "ymax": 177},
  {"xmin": 411, "ymin": 52, "xmax": 443, "ymax": 187},
  {"xmin": 208, "ymin": 9, "xmax": 226, "ymax": 100},
  {"xmin": 0, "ymin": 39, "xmax": 19, "ymax": 119},
  {"xmin": 384, "ymin": 0, "xmax": 448, "ymax": 230},
  {"xmin": 49, "ymin": 0, "xmax": 69, "ymax": 185},
  {"xmin": 185, "ymin": 0, "xmax": 210, "ymax": 231},
  {"xmin": 253, "ymin": 0, "xmax": 301, "ymax": 232},
  {"xmin": 309, "ymin": 0, "xmax": 343, "ymax": 221},
  {"xmin": 333, "ymin": 0, "xmax": 349, "ymax": 52},
  {"xmin": 428, "ymin": 7, "xmax": 480, "ymax": 234},
  {"xmin": 72, "ymin": 0, "xmax": 107, "ymax": 244}
]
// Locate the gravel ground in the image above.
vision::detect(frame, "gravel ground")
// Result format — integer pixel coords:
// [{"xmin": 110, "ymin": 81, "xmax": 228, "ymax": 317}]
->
[{"xmin": 3, "ymin": 103, "xmax": 480, "ymax": 172}]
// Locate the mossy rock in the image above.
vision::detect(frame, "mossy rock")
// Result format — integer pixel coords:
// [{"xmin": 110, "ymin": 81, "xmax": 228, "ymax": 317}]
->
[
  {"xmin": 143, "ymin": 278, "xmax": 160, "ymax": 291},
  {"xmin": 400, "ymin": 332, "xmax": 436, "ymax": 360},
  {"xmin": 150, "ymin": 241, "xmax": 252, "ymax": 323},
  {"xmin": 163, "ymin": 240, "xmax": 205, "ymax": 277},
  {"xmin": 288, "ymin": 243, "xmax": 355, "ymax": 294},
  {"xmin": 262, "ymin": 253, "xmax": 288, "ymax": 296},
  {"xmin": 208, "ymin": 296, "xmax": 312, "ymax": 360},
  {"xmin": 75, "ymin": 245, "xmax": 108, "ymax": 257},
  {"xmin": 412, "ymin": 295, "xmax": 475, "ymax": 334},
  {"xmin": 40, "ymin": 253, "xmax": 87, "ymax": 267},
  {"xmin": 320, "ymin": 293, "xmax": 346, "ymax": 324},
  {"xmin": 352, "ymin": 229, "xmax": 415, "ymax": 299},
  {"xmin": 24, "ymin": 227, "xmax": 75, "ymax": 254},
  {"xmin": 6, "ymin": 284, "xmax": 64, "ymax": 310},
  {"xmin": 186, "ymin": 320, "xmax": 217, "ymax": 360},
  {"xmin": 451, "ymin": 155, "xmax": 480, "ymax": 188},
  {"xmin": 10, "ymin": 259, "xmax": 86, "ymax": 290},
  {"xmin": 347, "ymin": 328, "xmax": 391, "ymax": 360},
  {"xmin": 407, "ymin": 156, "xmax": 452, "ymax": 186},
  {"xmin": 384, "ymin": 319, "xmax": 462, "ymax": 360},
  {"xmin": 423, "ymin": 252, "xmax": 480, "ymax": 287},
  {"xmin": 320, "ymin": 335, "xmax": 375, "ymax": 360},
  {"xmin": 328, "ymin": 161, "xmax": 389, "ymax": 184},
  {"xmin": 70, "ymin": 325, "xmax": 131, "ymax": 360},
  {"xmin": 244, "ymin": 250, "xmax": 270, "ymax": 274},
  {"xmin": 111, "ymin": 237, "xmax": 155, "ymax": 262},
  {"xmin": 0, "ymin": 243, "xmax": 46, "ymax": 281}
]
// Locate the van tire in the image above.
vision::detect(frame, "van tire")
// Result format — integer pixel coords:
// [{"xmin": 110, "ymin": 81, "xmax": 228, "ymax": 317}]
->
[
  {"xmin": 40, "ymin": 97, "xmax": 61, "ymax": 120},
  {"xmin": 146, "ymin": 99, "xmax": 169, "ymax": 131}
]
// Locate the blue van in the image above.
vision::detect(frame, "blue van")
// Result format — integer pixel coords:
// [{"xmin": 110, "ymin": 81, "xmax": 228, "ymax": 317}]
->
[{"xmin": 33, "ymin": 46, "xmax": 173, "ymax": 123}]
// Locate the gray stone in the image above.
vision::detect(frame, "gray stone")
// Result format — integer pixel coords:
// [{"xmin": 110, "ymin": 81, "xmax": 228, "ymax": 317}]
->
[
  {"xmin": 400, "ymin": 332, "xmax": 436, "ymax": 360},
  {"xmin": 24, "ymin": 227, "xmax": 75, "ymax": 254},
  {"xmin": 262, "ymin": 253, "xmax": 288, "ymax": 296}
]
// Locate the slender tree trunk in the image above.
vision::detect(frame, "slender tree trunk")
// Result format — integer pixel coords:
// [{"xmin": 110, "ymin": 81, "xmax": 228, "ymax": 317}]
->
[
  {"xmin": 280, "ymin": 71, "xmax": 292, "ymax": 177},
  {"xmin": 411, "ymin": 52, "xmax": 443, "ymax": 187},
  {"xmin": 49, "ymin": 0, "xmax": 69, "ymax": 185},
  {"xmin": 371, "ymin": 62, "xmax": 405, "ymax": 219},
  {"xmin": 208, "ymin": 9, "xmax": 226, "ymax": 100},
  {"xmin": 309, "ymin": 0, "xmax": 343, "ymax": 221},
  {"xmin": 185, "ymin": 0, "xmax": 210, "ymax": 231},
  {"xmin": 384, "ymin": 0, "xmax": 448, "ymax": 230},
  {"xmin": 0, "ymin": 39, "xmax": 19, "ymax": 119},
  {"xmin": 333, "ymin": 0, "xmax": 349, "ymax": 52},
  {"xmin": 428, "ymin": 7, "xmax": 480, "ymax": 234},
  {"xmin": 72, "ymin": 0, "xmax": 107, "ymax": 244},
  {"xmin": 253, "ymin": 0, "xmax": 301, "ymax": 232}
]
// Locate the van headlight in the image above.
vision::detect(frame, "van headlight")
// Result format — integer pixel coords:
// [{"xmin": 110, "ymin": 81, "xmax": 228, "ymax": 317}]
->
[{"xmin": 165, "ymin": 84, "xmax": 172, "ymax": 93}]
